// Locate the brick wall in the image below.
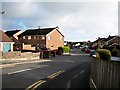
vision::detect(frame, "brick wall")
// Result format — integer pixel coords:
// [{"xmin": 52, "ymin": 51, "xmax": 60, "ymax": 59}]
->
[
  {"xmin": 19, "ymin": 35, "xmax": 46, "ymax": 50},
  {"xmin": 2, "ymin": 51, "xmax": 40, "ymax": 59},
  {"xmin": 46, "ymin": 30, "xmax": 64, "ymax": 50}
]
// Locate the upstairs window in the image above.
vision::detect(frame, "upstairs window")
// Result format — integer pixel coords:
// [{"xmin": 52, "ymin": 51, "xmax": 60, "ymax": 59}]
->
[
  {"xmin": 34, "ymin": 36, "xmax": 36, "ymax": 39},
  {"xmin": 28, "ymin": 36, "xmax": 31, "ymax": 40},
  {"xmin": 41, "ymin": 36, "xmax": 45, "ymax": 40},
  {"xmin": 48, "ymin": 36, "xmax": 51, "ymax": 40},
  {"xmin": 60, "ymin": 37, "xmax": 62, "ymax": 41},
  {"xmin": 23, "ymin": 36, "xmax": 25, "ymax": 39}
]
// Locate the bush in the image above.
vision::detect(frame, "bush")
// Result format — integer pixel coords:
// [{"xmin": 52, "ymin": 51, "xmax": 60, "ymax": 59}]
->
[
  {"xmin": 96, "ymin": 52, "xmax": 100, "ymax": 59},
  {"xmin": 57, "ymin": 47, "xmax": 64, "ymax": 55},
  {"xmin": 111, "ymin": 49, "xmax": 118, "ymax": 57},
  {"xmin": 62, "ymin": 46, "xmax": 70, "ymax": 53},
  {"xmin": 97, "ymin": 49, "xmax": 111, "ymax": 60},
  {"xmin": 57, "ymin": 46, "xmax": 70, "ymax": 54}
]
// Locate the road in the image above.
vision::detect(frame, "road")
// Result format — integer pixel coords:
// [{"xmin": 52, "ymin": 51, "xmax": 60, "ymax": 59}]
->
[{"xmin": 2, "ymin": 49, "xmax": 91, "ymax": 89}]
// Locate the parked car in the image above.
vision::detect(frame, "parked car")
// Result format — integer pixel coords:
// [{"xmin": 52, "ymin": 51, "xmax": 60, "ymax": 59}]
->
[
  {"xmin": 90, "ymin": 50, "xmax": 96, "ymax": 57},
  {"xmin": 85, "ymin": 49, "xmax": 90, "ymax": 53}
]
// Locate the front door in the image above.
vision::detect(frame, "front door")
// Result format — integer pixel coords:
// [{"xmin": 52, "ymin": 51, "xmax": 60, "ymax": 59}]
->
[{"xmin": 3, "ymin": 43, "xmax": 11, "ymax": 52}]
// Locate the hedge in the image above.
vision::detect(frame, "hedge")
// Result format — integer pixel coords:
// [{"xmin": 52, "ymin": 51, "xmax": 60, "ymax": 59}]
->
[
  {"xmin": 97, "ymin": 49, "xmax": 111, "ymax": 60},
  {"xmin": 58, "ymin": 46, "xmax": 70, "ymax": 54}
]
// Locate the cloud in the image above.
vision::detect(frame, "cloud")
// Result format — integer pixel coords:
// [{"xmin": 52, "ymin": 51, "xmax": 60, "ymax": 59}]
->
[{"xmin": 2, "ymin": 2, "xmax": 118, "ymax": 41}]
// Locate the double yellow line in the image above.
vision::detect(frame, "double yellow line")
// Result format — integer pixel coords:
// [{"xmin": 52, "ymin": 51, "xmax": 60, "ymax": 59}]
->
[
  {"xmin": 25, "ymin": 70, "xmax": 64, "ymax": 90},
  {"xmin": 47, "ymin": 70, "xmax": 64, "ymax": 79}
]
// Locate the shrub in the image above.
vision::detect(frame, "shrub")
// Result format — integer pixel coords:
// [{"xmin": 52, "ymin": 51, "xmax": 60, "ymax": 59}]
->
[
  {"xmin": 111, "ymin": 49, "xmax": 118, "ymax": 57},
  {"xmin": 58, "ymin": 46, "xmax": 70, "ymax": 54},
  {"xmin": 97, "ymin": 49, "xmax": 111, "ymax": 60},
  {"xmin": 96, "ymin": 52, "xmax": 100, "ymax": 59},
  {"xmin": 57, "ymin": 47, "xmax": 64, "ymax": 55},
  {"xmin": 62, "ymin": 46, "xmax": 70, "ymax": 53}
]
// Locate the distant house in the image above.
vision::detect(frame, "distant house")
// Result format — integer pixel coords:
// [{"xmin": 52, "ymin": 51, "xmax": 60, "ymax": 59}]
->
[
  {"xmin": 106, "ymin": 35, "xmax": 120, "ymax": 49},
  {"xmin": 18, "ymin": 26, "xmax": 64, "ymax": 50},
  {"xmin": 0, "ymin": 30, "xmax": 14, "ymax": 52},
  {"xmin": 92, "ymin": 35, "xmax": 120, "ymax": 49},
  {"xmin": 5, "ymin": 30, "xmax": 23, "ymax": 50}
]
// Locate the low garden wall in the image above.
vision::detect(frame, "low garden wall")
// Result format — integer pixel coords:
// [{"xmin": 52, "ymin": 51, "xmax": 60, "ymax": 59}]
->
[{"xmin": 1, "ymin": 51, "xmax": 40, "ymax": 60}]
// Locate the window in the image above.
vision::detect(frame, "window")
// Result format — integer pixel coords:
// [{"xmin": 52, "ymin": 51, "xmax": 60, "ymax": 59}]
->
[
  {"xmin": 60, "ymin": 37, "xmax": 62, "ymax": 41},
  {"xmin": 23, "ymin": 36, "xmax": 25, "ymax": 39},
  {"xmin": 48, "ymin": 36, "xmax": 51, "ymax": 40},
  {"xmin": 51, "ymin": 44, "xmax": 54, "ymax": 47},
  {"xmin": 41, "ymin": 36, "xmax": 45, "ymax": 40},
  {"xmin": 34, "ymin": 36, "xmax": 36, "ymax": 39},
  {"xmin": 28, "ymin": 36, "xmax": 31, "ymax": 40}
]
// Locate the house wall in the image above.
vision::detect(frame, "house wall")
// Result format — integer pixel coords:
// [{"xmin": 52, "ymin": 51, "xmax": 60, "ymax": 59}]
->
[
  {"xmin": 0, "ymin": 43, "xmax": 1, "ymax": 51},
  {"xmin": 46, "ymin": 30, "xmax": 64, "ymax": 50},
  {"xmin": 19, "ymin": 35, "xmax": 46, "ymax": 50}
]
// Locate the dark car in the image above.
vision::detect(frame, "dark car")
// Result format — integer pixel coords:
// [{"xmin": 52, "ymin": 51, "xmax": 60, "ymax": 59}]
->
[{"xmin": 90, "ymin": 50, "xmax": 96, "ymax": 57}]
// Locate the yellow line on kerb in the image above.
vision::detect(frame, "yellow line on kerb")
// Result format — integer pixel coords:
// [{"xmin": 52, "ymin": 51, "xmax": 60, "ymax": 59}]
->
[{"xmin": 25, "ymin": 70, "xmax": 64, "ymax": 90}]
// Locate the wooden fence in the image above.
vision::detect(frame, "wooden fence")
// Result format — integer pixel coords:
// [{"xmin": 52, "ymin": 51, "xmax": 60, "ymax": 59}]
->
[{"xmin": 91, "ymin": 58, "xmax": 120, "ymax": 88}]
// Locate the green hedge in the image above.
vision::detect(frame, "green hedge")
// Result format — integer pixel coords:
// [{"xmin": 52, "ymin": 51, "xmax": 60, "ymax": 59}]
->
[
  {"xmin": 62, "ymin": 46, "xmax": 70, "ymax": 53},
  {"xmin": 58, "ymin": 46, "xmax": 70, "ymax": 53},
  {"xmin": 97, "ymin": 49, "xmax": 111, "ymax": 60}
]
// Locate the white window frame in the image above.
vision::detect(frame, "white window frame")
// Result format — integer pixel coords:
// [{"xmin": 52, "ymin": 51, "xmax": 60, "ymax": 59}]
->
[
  {"xmin": 41, "ymin": 36, "xmax": 45, "ymax": 40},
  {"xmin": 60, "ymin": 37, "xmax": 62, "ymax": 41},
  {"xmin": 23, "ymin": 36, "xmax": 25, "ymax": 39},
  {"xmin": 28, "ymin": 36, "xmax": 31, "ymax": 40},
  {"xmin": 48, "ymin": 36, "xmax": 51, "ymax": 40}
]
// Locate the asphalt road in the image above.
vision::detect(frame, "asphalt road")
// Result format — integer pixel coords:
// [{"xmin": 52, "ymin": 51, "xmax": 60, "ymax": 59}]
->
[{"xmin": 2, "ymin": 49, "xmax": 91, "ymax": 89}]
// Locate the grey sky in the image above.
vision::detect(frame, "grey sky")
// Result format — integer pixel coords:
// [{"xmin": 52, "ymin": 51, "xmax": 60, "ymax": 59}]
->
[{"xmin": 1, "ymin": 0, "xmax": 118, "ymax": 41}]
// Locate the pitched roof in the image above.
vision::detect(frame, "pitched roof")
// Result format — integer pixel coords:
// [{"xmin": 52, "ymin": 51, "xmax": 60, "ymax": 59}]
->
[
  {"xmin": 0, "ymin": 30, "xmax": 13, "ymax": 42},
  {"xmin": 18, "ymin": 28, "xmax": 55, "ymax": 37},
  {"xmin": 5, "ymin": 30, "xmax": 20, "ymax": 37}
]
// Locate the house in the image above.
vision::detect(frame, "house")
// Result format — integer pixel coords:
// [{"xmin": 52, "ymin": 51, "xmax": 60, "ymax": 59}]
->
[
  {"xmin": 92, "ymin": 35, "xmax": 120, "ymax": 49},
  {"xmin": 18, "ymin": 26, "xmax": 64, "ymax": 51},
  {"xmin": 105, "ymin": 35, "xmax": 120, "ymax": 49},
  {"xmin": 0, "ymin": 30, "xmax": 14, "ymax": 52},
  {"xmin": 5, "ymin": 30, "xmax": 23, "ymax": 50}
]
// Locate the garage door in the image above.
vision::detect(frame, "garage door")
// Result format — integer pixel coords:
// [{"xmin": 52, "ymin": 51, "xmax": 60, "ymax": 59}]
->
[{"xmin": 3, "ymin": 43, "xmax": 11, "ymax": 52}]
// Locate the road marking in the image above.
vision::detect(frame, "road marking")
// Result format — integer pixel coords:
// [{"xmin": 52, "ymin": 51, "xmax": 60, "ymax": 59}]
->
[
  {"xmin": 47, "ymin": 70, "xmax": 64, "ymax": 79},
  {"xmin": 66, "ymin": 70, "xmax": 85, "ymax": 89},
  {"xmin": 91, "ymin": 78, "xmax": 97, "ymax": 89},
  {"xmin": 25, "ymin": 80, "xmax": 43, "ymax": 90},
  {"xmin": 31, "ymin": 80, "xmax": 46, "ymax": 90},
  {"xmin": 8, "ymin": 66, "xmax": 46, "ymax": 75},
  {"xmin": 8, "ymin": 69, "xmax": 31, "ymax": 75},
  {"xmin": 25, "ymin": 70, "xmax": 64, "ymax": 90}
]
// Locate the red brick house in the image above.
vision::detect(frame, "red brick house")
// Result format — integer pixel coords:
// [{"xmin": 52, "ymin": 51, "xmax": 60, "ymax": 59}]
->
[{"xmin": 18, "ymin": 26, "xmax": 64, "ymax": 50}]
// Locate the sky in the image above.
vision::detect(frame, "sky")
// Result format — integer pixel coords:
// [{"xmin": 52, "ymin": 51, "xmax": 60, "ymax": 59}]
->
[{"xmin": 1, "ymin": 0, "xmax": 119, "ymax": 42}]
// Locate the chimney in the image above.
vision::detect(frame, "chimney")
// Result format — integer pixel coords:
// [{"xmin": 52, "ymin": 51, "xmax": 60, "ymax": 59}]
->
[{"xmin": 38, "ymin": 26, "xmax": 40, "ymax": 29}]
